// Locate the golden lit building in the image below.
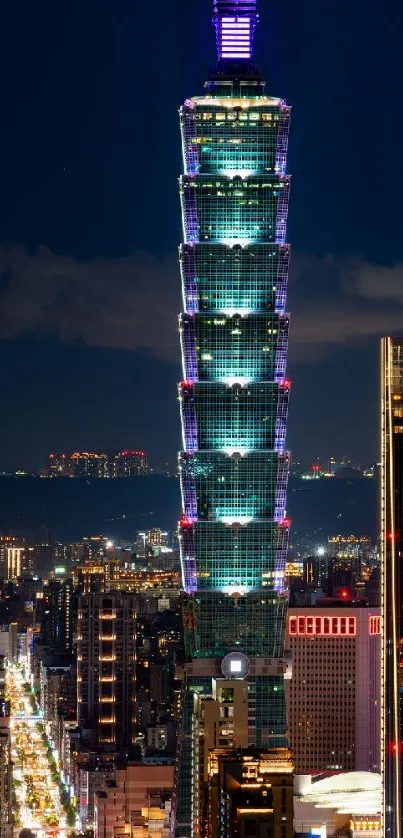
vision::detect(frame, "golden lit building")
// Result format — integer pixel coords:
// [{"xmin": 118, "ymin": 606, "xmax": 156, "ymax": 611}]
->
[
  {"xmin": 381, "ymin": 337, "xmax": 403, "ymax": 838},
  {"xmin": 94, "ymin": 763, "xmax": 173, "ymax": 838},
  {"xmin": 206, "ymin": 747, "xmax": 294, "ymax": 838},
  {"xmin": 77, "ymin": 593, "xmax": 137, "ymax": 750}
]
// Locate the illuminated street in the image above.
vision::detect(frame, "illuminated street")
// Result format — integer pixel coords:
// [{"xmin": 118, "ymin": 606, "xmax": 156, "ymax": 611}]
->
[{"xmin": 6, "ymin": 663, "xmax": 74, "ymax": 838}]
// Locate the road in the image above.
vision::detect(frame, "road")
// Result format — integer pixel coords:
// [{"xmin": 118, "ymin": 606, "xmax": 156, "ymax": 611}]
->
[{"xmin": 6, "ymin": 663, "xmax": 72, "ymax": 838}]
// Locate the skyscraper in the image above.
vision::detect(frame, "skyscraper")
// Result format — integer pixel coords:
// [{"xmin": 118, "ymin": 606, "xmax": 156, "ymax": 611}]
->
[
  {"xmin": 286, "ymin": 604, "xmax": 381, "ymax": 774},
  {"xmin": 381, "ymin": 337, "xmax": 403, "ymax": 838},
  {"xmin": 174, "ymin": 2, "xmax": 292, "ymax": 834},
  {"xmin": 77, "ymin": 593, "xmax": 137, "ymax": 751}
]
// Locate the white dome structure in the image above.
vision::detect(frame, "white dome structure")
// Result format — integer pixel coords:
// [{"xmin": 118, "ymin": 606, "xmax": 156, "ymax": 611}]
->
[{"xmin": 295, "ymin": 771, "xmax": 381, "ymax": 816}]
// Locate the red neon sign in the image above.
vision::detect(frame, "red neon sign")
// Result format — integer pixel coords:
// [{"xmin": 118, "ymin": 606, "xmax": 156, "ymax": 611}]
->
[
  {"xmin": 369, "ymin": 615, "xmax": 381, "ymax": 635},
  {"xmin": 289, "ymin": 615, "xmax": 356, "ymax": 637}
]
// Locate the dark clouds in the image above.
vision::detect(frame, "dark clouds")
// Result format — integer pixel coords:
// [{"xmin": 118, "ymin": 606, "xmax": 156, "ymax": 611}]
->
[
  {"xmin": 0, "ymin": 245, "xmax": 180, "ymax": 361},
  {"xmin": 290, "ymin": 254, "xmax": 403, "ymax": 358},
  {"xmin": 1, "ymin": 244, "xmax": 403, "ymax": 364}
]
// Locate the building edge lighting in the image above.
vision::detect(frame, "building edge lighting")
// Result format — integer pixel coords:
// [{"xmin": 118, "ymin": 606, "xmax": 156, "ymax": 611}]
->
[
  {"xmin": 381, "ymin": 337, "xmax": 402, "ymax": 838},
  {"xmin": 172, "ymin": 1, "xmax": 293, "ymax": 834}
]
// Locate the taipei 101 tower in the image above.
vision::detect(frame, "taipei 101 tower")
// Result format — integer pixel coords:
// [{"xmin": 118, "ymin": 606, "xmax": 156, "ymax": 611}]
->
[{"xmin": 173, "ymin": 2, "xmax": 293, "ymax": 834}]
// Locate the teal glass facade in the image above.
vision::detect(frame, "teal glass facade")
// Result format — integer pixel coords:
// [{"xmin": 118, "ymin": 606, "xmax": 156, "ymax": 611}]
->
[
  {"xmin": 172, "ymin": 3, "xmax": 292, "ymax": 835},
  {"xmin": 178, "ymin": 81, "xmax": 291, "ymax": 659}
]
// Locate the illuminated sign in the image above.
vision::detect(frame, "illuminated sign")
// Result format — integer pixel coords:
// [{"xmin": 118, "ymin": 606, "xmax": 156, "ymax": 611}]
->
[
  {"xmin": 55, "ymin": 566, "xmax": 66, "ymax": 575},
  {"xmin": 369, "ymin": 615, "xmax": 381, "ymax": 635},
  {"xmin": 288, "ymin": 615, "xmax": 356, "ymax": 637}
]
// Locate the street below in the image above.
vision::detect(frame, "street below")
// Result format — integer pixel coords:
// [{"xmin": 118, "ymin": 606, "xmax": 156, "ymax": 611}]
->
[{"xmin": 6, "ymin": 663, "xmax": 72, "ymax": 838}]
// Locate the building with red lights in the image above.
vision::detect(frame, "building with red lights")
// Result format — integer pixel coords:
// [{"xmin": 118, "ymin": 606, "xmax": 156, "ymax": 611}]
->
[
  {"xmin": 285, "ymin": 604, "xmax": 381, "ymax": 774},
  {"xmin": 381, "ymin": 337, "xmax": 403, "ymax": 838},
  {"xmin": 47, "ymin": 449, "xmax": 148, "ymax": 477}
]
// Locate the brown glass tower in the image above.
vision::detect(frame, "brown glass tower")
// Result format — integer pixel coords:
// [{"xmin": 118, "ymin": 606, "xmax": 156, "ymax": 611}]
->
[{"xmin": 381, "ymin": 336, "xmax": 403, "ymax": 838}]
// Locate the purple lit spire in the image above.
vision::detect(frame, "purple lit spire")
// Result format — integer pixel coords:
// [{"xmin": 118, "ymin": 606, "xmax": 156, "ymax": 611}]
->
[{"xmin": 213, "ymin": 0, "xmax": 259, "ymax": 61}]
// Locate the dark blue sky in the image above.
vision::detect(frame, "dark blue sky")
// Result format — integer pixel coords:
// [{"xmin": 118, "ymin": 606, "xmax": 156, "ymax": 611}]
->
[{"xmin": 0, "ymin": 0, "xmax": 402, "ymax": 470}]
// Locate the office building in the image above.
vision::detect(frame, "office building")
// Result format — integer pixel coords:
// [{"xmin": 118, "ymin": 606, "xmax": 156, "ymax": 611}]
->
[
  {"xmin": 173, "ymin": 2, "xmax": 292, "ymax": 834},
  {"xmin": 77, "ymin": 593, "xmax": 137, "ymax": 751},
  {"xmin": 37, "ymin": 578, "xmax": 77, "ymax": 654},
  {"xmin": 285, "ymin": 604, "xmax": 381, "ymax": 774},
  {"xmin": 381, "ymin": 336, "xmax": 403, "ymax": 838}
]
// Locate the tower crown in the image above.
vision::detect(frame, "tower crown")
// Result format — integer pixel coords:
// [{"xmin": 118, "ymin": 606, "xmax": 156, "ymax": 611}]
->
[{"xmin": 213, "ymin": 0, "xmax": 259, "ymax": 62}]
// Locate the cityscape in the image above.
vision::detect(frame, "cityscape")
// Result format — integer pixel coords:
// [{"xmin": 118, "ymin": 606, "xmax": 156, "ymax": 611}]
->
[{"xmin": 0, "ymin": 2, "xmax": 400, "ymax": 838}]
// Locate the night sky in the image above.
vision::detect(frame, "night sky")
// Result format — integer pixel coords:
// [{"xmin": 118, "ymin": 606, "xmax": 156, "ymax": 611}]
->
[{"xmin": 0, "ymin": 0, "xmax": 402, "ymax": 471}]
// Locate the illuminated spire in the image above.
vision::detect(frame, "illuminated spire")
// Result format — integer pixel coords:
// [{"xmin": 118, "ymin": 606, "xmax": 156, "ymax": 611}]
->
[{"xmin": 213, "ymin": 0, "xmax": 259, "ymax": 62}]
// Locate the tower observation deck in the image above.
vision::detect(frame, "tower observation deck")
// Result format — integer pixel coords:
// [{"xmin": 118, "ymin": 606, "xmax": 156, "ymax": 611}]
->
[{"xmin": 173, "ymin": 3, "xmax": 292, "ymax": 835}]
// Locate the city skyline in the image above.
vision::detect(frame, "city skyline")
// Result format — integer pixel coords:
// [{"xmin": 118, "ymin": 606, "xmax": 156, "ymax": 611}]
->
[
  {"xmin": 0, "ymin": 0, "xmax": 402, "ymax": 470},
  {"xmin": 0, "ymin": 3, "xmax": 396, "ymax": 838}
]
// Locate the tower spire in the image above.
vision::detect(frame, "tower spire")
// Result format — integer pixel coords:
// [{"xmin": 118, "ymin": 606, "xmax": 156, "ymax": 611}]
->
[{"xmin": 213, "ymin": 0, "xmax": 259, "ymax": 62}]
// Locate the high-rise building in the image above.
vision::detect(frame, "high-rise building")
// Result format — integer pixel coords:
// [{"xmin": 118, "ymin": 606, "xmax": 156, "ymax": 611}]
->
[
  {"xmin": 40, "ymin": 578, "xmax": 77, "ymax": 654},
  {"xmin": 381, "ymin": 337, "xmax": 403, "ymax": 838},
  {"xmin": 0, "ymin": 536, "xmax": 26, "ymax": 581},
  {"xmin": 174, "ymin": 1, "xmax": 292, "ymax": 835},
  {"xmin": 77, "ymin": 593, "xmax": 137, "ymax": 751},
  {"xmin": 285, "ymin": 604, "xmax": 381, "ymax": 774},
  {"xmin": 111, "ymin": 450, "xmax": 148, "ymax": 477},
  {"xmin": 206, "ymin": 748, "xmax": 293, "ymax": 838}
]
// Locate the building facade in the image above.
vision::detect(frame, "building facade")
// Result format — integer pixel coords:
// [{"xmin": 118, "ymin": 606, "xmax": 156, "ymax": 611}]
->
[
  {"xmin": 174, "ymin": 1, "xmax": 292, "ymax": 835},
  {"xmin": 206, "ymin": 748, "xmax": 293, "ymax": 838},
  {"xmin": 381, "ymin": 337, "xmax": 403, "ymax": 838},
  {"xmin": 95, "ymin": 763, "xmax": 173, "ymax": 838},
  {"xmin": 0, "ymin": 537, "xmax": 26, "ymax": 581},
  {"xmin": 285, "ymin": 605, "xmax": 381, "ymax": 774},
  {"xmin": 77, "ymin": 593, "xmax": 137, "ymax": 751}
]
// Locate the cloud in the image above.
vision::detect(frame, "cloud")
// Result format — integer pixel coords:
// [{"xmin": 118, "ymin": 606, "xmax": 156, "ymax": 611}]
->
[
  {"xmin": 0, "ymin": 244, "xmax": 181, "ymax": 362},
  {"xmin": 0, "ymin": 244, "xmax": 402, "ymax": 364},
  {"xmin": 289, "ymin": 253, "xmax": 403, "ymax": 359}
]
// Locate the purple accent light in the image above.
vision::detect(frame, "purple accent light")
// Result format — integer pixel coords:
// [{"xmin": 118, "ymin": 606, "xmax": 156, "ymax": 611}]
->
[
  {"xmin": 275, "ymin": 178, "xmax": 291, "ymax": 244},
  {"xmin": 274, "ymin": 317, "xmax": 289, "ymax": 382},
  {"xmin": 180, "ymin": 388, "xmax": 199, "ymax": 453},
  {"xmin": 180, "ymin": 245, "xmax": 199, "ymax": 314},
  {"xmin": 275, "ymin": 107, "xmax": 291, "ymax": 176},
  {"xmin": 213, "ymin": 1, "xmax": 258, "ymax": 62},
  {"xmin": 273, "ymin": 455, "xmax": 289, "ymax": 522},
  {"xmin": 274, "ymin": 246, "xmax": 290, "ymax": 314},
  {"xmin": 180, "ymin": 525, "xmax": 197, "ymax": 593},
  {"xmin": 181, "ymin": 473, "xmax": 198, "ymax": 520},
  {"xmin": 274, "ymin": 386, "xmax": 289, "ymax": 453},
  {"xmin": 274, "ymin": 525, "xmax": 289, "ymax": 593},
  {"xmin": 180, "ymin": 179, "xmax": 199, "ymax": 243},
  {"xmin": 180, "ymin": 315, "xmax": 198, "ymax": 381},
  {"xmin": 180, "ymin": 108, "xmax": 199, "ymax": 176}
]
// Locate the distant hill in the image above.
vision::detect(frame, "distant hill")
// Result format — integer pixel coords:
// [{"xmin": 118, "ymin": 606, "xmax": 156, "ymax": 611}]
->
[{"xmin": 0, "ymin": 475, "xmax": 378, "ymax": 543}]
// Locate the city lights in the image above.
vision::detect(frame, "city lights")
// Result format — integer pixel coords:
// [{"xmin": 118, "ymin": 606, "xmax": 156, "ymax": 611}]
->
[{"xmin": 6, "ymin": 663, "xmax": 74, "ymax": 835}]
